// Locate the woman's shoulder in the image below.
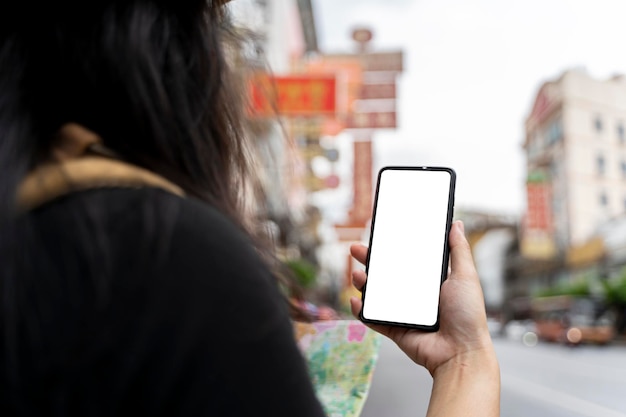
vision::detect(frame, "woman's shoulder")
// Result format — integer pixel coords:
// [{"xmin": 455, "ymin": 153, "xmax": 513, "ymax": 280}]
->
[
  {"xmin": 30, "ymin": 186, "xmax": 286, "ymax": 322},
  {"xmin": 30, "ymin": 187, "xmax": 268, "ymax": 287},
  {"xmin": 34, "ymin": 186, "xmax": 248, "ymax": 245}
]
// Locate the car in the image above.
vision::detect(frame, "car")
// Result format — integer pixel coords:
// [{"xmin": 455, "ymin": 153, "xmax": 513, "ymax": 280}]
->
[{"xmin": 504, "ymin": 319, "xmax": 537, "ymax": 344}]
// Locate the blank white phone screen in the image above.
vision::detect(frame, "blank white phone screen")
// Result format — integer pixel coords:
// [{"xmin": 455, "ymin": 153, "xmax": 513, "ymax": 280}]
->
[{"xmin": 362, "ymin": 168, "xmax": 453, "ymax": 327}]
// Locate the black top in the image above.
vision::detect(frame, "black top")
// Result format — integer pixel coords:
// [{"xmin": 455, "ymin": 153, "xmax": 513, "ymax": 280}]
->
[{"xmin": 1, "ymin": 188, "xmax": 325, "ymax": 416}]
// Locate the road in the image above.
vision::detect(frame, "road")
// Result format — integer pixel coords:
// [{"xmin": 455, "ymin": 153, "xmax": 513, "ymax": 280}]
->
[{"xmin": 361, "ymin": 336, "xmax": 626, "ymax": 417}]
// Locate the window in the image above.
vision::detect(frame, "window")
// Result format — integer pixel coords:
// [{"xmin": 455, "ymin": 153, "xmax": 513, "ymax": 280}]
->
[
  {"xmin": 618, "ymin": 122, "xmax": 625, "ymax": 143},
  {"xmin": 594, "ymin": 115, "xmax": 603, "ymax": 133},
  {"xmin": 546, "ymin": 118, "xmax": 563, "ymax": 145},
  {"xmin": 621, "ymin": 160, "xmax": 626, "ymax": 178},
  {"xmin": 528, "ymin": 130, "xmax": 544, "ymax": 159},
  {"xmin": 597, "ymin": 155, "xmax": 606, "ymax": 175},
  {"xmin": 550, "ymin": 160, "xmax": 560, "ymax": 179},
  {"xmin": 600, "ymin": 192, "xmax": 608, "ymax": 207}
]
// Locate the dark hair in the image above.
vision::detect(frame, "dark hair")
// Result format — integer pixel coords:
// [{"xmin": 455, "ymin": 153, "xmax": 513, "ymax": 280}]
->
[{"xmin": 0, "ymin": 0, "xmax": 251, "ymax": 224}]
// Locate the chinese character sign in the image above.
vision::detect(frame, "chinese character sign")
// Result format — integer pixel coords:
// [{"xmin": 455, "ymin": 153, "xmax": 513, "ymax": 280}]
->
[{"xmin": 249, "ymin": 74, "xmax": 336, "ymax": 117}]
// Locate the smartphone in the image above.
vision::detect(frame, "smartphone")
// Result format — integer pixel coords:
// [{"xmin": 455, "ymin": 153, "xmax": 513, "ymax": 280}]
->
[{"xmin": 360, "ymin": 166, "xmax": 456, "ymax": 331}]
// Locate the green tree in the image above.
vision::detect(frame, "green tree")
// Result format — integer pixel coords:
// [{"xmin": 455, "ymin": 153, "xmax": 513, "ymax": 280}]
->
[
  {"xmin": 533, "ymin": 277, "xmax": 592, "ymax": 298},
  {"xmin": 285, "ymin": 258, "xmax": 318, "ymax": 289},
  {"xmin": 601, "ymin": 270, "xmax": 626, "ymax": 334}
]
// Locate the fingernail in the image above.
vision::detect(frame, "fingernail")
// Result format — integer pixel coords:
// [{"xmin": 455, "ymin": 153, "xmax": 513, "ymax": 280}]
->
[{"xmin": 457, "ymin": 220, "xmax": 465, "ymax": 234}]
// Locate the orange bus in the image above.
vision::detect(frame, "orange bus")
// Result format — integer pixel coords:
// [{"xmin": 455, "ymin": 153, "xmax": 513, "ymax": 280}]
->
[{"xmin": 531, "ymin": 295, "xmax": 615, "ymax": 345}]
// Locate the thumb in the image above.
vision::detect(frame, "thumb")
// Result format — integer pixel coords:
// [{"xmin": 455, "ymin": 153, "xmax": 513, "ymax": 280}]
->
[{"xmin": 448, "ymin": 221, "xmax": 477, "ymax": 280}]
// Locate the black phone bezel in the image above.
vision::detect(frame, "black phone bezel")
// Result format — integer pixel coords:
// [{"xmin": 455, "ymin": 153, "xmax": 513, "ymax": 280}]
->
[{"xmin": 359, "ymin": 166, "xmax": 456, "ymax": 332}]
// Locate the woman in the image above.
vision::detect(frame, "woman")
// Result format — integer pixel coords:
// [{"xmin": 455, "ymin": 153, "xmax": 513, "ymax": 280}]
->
[{"xmin": 0, "ymin": 0, "xmax": 499, "ymax": 415}]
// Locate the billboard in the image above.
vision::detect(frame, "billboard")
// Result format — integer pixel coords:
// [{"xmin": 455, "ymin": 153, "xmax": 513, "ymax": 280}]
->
[{"xmin": 249, "ymin": 74, "xmax": 336, "ymax": 117}]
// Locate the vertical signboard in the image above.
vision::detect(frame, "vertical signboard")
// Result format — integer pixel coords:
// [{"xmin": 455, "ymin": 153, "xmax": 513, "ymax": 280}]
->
[
  {"xmin": 521, "ymin": 181, "xmax": 557, "ymax": 259},
  {"xmin": 349, "ymin": 140, "xmax": 373, "ymax": 226},
  {"xmin": 526, "ymin": 182, "xmax": 552, "ymax": 231}
]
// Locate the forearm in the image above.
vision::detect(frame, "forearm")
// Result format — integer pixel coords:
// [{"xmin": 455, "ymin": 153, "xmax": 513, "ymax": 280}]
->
[{"xmin": 426, "ymin": 347, "xmax": 500, "ymax": 417}]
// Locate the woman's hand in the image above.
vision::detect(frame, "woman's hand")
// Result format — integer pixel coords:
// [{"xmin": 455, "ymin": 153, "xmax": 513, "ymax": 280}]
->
[{"xmin": 349, "ymin": 220, "xmax": 495, "ymax": 377}]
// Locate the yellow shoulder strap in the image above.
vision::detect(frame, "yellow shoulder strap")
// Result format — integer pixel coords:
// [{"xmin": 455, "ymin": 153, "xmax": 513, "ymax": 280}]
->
[{"xmin": 17, "ymin": 124, "xmax": 185, "ymax": 211}]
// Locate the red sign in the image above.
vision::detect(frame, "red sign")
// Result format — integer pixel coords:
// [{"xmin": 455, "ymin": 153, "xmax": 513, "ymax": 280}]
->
[
  {"xmin": 526, "ymin": 183, "xmax": 552, "ymax": 231},
  {"xmin": 306, "ymin": 58, "xmax": 362, "ymax": 116},
  {"xmin": 249, "ymin": 74, "xmax": 336, "ymax": 117},
  {"xmin": 346, "ymin": 112, "xmax": 397, "ymax": 129}
]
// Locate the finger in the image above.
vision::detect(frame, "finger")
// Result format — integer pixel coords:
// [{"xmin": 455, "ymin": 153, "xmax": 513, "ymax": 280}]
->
[
  {"xmin": 352, "ymin": 269, "xmax": 367, "ymax": 292},
  {"xmin": 349, "ymin": 296, "xmax": 362, "ymax": 319},
  {"xmin": 350, "ymin": 297, "xmax": 394, "ymax": 338},
  {"xmin": 350, "ymin": 244, "xmax": 368, "ymax": 266},
  {"xmin": 448, "ymin": 220, "xmax": 478, "ymax": 280}
]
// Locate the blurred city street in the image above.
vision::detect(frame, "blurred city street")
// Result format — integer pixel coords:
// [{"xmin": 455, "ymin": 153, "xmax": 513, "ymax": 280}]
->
[
  {"xmin": 229, "ymin": 1, "xmax": 626, "ymax": 415},
  {"xmin": 361, "ymin": 337, "xmax": 431, "ymax": 417},
  {"xmin": 362, "ymin": 336, "xmax": 626, "ymax": 417}
]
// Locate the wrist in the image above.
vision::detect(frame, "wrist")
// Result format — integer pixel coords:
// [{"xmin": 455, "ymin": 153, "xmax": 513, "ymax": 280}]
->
[
  {"xmin": 433, "ymin": 340, "xmax": 499, "ymax": 382},
  {"xmin": 427, "ymin": 343, "xmax": 500, "ymax": 417}
]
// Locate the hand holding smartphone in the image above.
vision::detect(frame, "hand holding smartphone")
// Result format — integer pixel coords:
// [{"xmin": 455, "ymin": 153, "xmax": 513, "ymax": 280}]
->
[{"xmin": 360, "ymin": 166, "xmax": 456, "ymax": 331}]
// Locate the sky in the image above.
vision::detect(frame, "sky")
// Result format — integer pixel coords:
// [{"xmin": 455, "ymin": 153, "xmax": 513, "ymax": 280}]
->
[{"xmin": 309, "ymin": 0, "xmax": 626, "ymax": 218}]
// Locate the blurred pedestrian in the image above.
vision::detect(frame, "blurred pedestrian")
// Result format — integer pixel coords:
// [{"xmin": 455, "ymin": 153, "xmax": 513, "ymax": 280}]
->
[{"xmin": 0, "ymin": 0, "xmax": 499, "ymax": 416}]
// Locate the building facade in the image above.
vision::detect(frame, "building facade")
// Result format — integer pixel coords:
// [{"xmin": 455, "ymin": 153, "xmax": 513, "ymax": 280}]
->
[
  {"xmin": 229, "ymin": 0, "xmax": 317, "ymax": 220},
  {"xmin": 523, "ymin": 69, "xmax": 626, "ymax": 256},
  {"xmin": 499, "ymin": 69, "xmax": 626, "ymax": 321}
]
